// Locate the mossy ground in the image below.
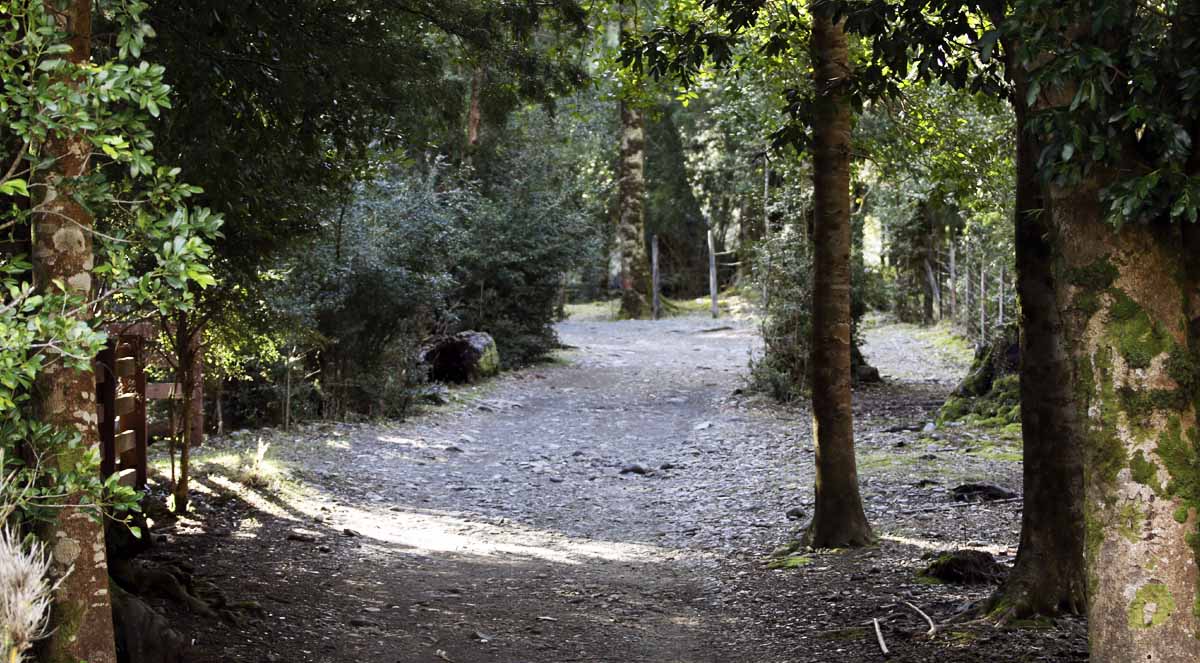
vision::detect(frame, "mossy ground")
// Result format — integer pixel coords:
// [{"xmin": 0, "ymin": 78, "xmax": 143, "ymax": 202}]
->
[
  {"xmin": 565, "ymin": 291, "xmax": 754, "ymax": 322},
  {"xmin": 939, "ymin": 373, "xmax": 1021, "ymax": 429},
  {"xmin": 766, "ymin": 554, "xmax": 814, "ymax": 570}
]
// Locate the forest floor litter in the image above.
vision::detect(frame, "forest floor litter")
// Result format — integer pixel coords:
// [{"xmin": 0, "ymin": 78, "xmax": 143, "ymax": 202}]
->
[{"xmin": 143, "ymin": 312, "xmax": 1086, "ymax": 662}]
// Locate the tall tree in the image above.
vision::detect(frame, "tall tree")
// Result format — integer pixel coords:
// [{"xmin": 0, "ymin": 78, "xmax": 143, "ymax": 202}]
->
[
  {"xmin": 984, "ymin": 18, "xmax": 1085, "ymax": 619},
  {"xmin": 804, "ymin": 2, "xmax": 873, "ymax": 548},
  {"xmin": 624, "ymin": 0, "xmax": 875, "ymax": 543},
  {"xmin": 837, "ymin": 0, "xmax": 1089, "ymax": 616},
  {"xmin": 617, "ymin": 7, "xmax": 651, "ymax": 319},
  {"xmin": 28, "ymin": 3, "xmax": 116, "ymax": 660},
  {"xmin": 1012, "ymin": 1, "xmax": 1200, "ymax": 656}
]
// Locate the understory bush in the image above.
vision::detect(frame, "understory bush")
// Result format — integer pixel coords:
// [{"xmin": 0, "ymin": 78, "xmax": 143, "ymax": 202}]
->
[
  {"xmin": 750, "ymin": 224, "xmax": 813, "ymax": 402},
  {"xmin": 273, "ymin": 165, "xmax": 465, "ymax": 420},
  {"xmin": 455, "ymin": 111, "xmax": 599, "ymax": 365},
  {"xmin": 749, "ymin": 223, "xmax": 874, "ymax": 403},
  {"xmin": 254, "ymin": 109, "xmax": 600, "ymax": 422}
]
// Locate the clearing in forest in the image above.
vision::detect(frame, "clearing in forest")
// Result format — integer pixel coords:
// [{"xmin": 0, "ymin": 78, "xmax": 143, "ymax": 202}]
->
[{"xmin": 150, "ymin": 313, "xmax": 1084, "ymax": 662}]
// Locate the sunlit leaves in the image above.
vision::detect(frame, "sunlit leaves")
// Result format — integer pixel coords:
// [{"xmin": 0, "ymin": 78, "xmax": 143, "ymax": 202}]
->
[
  {"xmin": 0, "ymin": 0, "xmax": 220, "ymax": 521},
  {"xmin": 1014, "ymin": 0, "xmax": 1200, "ymax": 225}
]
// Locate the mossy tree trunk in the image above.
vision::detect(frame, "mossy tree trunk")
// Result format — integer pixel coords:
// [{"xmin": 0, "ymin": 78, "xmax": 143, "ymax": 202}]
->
[
  {"xmin": 983, "ymin": 29, "xmax": 1086, "ymax": 620},
  {"xmin": 803, "ymin": 4, "xmax": 873, "ymax": 549},
  {"xmin": 616, "ymin": 10, "xmax": 650, "ymax": 320},
  {"xmin": 1024, "ymin": 10, "xmax": 1200, "ymax": 657},
  {"xmin": 1053, "ymin": 193, "xmax": 1200, "ymax": 660},
  {"xmin": 31, "ymin": 2, "xmax": 118, "ymax": 661}
]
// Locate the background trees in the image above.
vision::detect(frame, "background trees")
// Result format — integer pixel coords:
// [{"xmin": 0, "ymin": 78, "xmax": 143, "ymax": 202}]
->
[{"xmin": 5, "ymin": 1, "xmax": 1200, "ymax": 660}]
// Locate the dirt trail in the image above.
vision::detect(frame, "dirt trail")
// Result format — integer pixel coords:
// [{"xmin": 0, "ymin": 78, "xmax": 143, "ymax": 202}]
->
[{"xmin": 158, "ymin": 314, "xmax": 1085, "ymax": 663}]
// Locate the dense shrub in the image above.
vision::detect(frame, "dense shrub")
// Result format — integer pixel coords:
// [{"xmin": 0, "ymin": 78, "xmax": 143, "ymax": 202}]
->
[
  {"xmin": 455, "ymin": 111, "xmax": 600, "ymax": 365},
  {"xmin": 750, "ymin": 224, "xmax": 814, "ymax": 402},
  {"xmin": 749, "ymin": 221, "xmax": 875, "ymax": 403},
  {"xmin": 246, "ymin": 108, "xmax": 601, "ymax": 422},
  {"xmin": 270, "ymin": 166, "xmax": 465, "ymax": 420}
]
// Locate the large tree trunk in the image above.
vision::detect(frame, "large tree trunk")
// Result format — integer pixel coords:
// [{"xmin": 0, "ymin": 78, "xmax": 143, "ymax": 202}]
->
[
  {"xmin": 803, "ymin": 4, "xmax": 873, "ymax": 548},
  {"xmin": 31, "ymin": 2, "xmax": 118, "ymax": 661},
  {"xmin": 1052, "ymin": 188, "xmax": 1200, "ymax": 661},
  {"xmin": 985, "ymin": 38, "xmax": 1086, "ymax": 618},
  {"xmin": 1022, "ymin": 9, "xmax": 1200, "ymax": 657},
  {"xmin": 616, "ymin": 12, "xmax": 650, "ymax": 319}
]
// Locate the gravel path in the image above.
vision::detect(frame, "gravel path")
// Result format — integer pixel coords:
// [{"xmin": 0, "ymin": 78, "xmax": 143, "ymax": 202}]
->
[{"xmin": 158, "ymin": 313, "xmax": 1085, "ymax": 663}]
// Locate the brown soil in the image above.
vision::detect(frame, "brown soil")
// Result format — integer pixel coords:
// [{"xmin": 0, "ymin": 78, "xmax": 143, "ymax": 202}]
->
[{"xmin": 139, "ymin": 314, "xmax": 1086, "ymax": 662}]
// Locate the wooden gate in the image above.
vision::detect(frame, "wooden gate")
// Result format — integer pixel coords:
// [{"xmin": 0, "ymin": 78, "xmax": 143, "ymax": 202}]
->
[
  {"xmin": 96, "ymin": 323, "xmax": 150, "ymax": 488},
  {"xmin": 95, "ymin": 321, "xmax": 203, "ymax": 489}
]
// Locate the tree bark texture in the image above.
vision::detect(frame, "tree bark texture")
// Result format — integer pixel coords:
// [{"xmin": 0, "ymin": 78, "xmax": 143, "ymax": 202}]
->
[
  {"xmin": 617, "ymin": 96, "xmax": 650, "ymax": 319},
  {"xmin": 173, "ymin": 315, "xmax": 196, "ymax": 514},
  {"xmin": 616, "ymin": 8, "xmax": 650, "ymax": 319},
  {"xmin": 466, "ymin": 65, "xmax": 484, "ymax": 149},
  {"xmin": 1020, "ymin": 8, "xmax": 1200, "ymax": 655},
  {"xmin": 31, "ymin": 2, "xmax": 118, "ymax": 661},
  {"xmin": 1052, "ymin": 187, "xmax": 1200, "ymax": 661},
  {"xmin": 804, "ymin": 4, "xmax": 873, "ymax": 548}
]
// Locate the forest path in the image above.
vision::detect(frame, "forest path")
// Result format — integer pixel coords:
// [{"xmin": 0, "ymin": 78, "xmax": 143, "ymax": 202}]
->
[{"xmin": 168, "ymin": 313, "xmax": 1085, "ymax": 663}]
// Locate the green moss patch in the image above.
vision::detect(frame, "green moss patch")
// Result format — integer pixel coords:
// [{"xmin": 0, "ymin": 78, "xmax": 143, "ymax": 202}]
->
[
  {"xmin": 1108, "ymin": 290, "xmax": 1171, "ymax": 370},
  {"xmin": 1130, "ymin": 450, "xmax": 1165, "ymax": 495},
  {"xmin": 1116, "ymin": 500, "xmax": 1147, "ymax": 544},
  {"xmin": 938, "ymin": 374, "xmax": 1022, "ymax": 428},
  {"xmin": 1068, "ymin": 258, "xmax": 1119, "ymax": 291},
  {"xmin": 767, "ymin": 554, "xmax": 813, "ymax": 570},
  {"xmin": 1128, "ymin": 582, "xmax": 1176, "ymax": 629}
]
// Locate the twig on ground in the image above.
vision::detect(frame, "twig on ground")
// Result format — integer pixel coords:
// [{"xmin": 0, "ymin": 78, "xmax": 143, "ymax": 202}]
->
[
  {"xmin": 903, "ymin": 600, "xmax": 938, "ymax": 637},
  {"xmin": 873, "ymin": 618, "xmax": 889, "ymax": 655}
]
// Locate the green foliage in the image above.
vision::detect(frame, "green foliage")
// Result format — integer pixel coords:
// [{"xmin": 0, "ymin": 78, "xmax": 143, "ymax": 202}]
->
[
  {"xmin": 272, "ymin": 163, "xmax": 467, "ymax": 421},
  {"xmin": 260, "ymin": 106, "xmax": 601, "ymax": 423},
  {"xmin": 456, "ymin": 121, "xmax": 600, "ymax": 365},
  {"xmin": 1, "ymin": 0, "xmax": 219, "ymax": 522},
  {"xmin": 750, "ymin": 222, "xmax": 814, "ymax": 402},
  {"xmin": 142, "ymin": 0, "xmax": 589, "ymax": 426},
  {"xmin": 1008, "ymin": 1, "xmax": 1200, "ymax": 225},
  {"xmin": 644, "ymin": 102, "xmax": 710, "ymax": 297}
]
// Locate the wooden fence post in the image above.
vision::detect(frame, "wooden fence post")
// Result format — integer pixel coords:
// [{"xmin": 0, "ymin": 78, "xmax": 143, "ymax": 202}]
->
[
  {"xmin": 979, "ymin": 260, "xmax": 987, "ymax": 338},
  {"xmin": 998, "ymin": 263, "xmax": 1005, "ymax": 328},
  {"xmin": 707, "ymin": 228, "xmax": 719, "ymax": 319},
  {"xmin": 651, "ymin": 234, "xmax": 661, "ymax": 320}
]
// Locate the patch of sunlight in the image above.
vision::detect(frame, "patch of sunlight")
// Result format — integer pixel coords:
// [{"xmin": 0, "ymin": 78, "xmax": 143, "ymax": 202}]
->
[
  {"xmin": 204, "ymin": 473, "xmax": 300, "ymax": 522},
  {"xmin": 564, "ymin": 299, "xmax": 619, "ymax": 321},
  {"xmin": 151, "ymin": 451, "xmax": 244, "ymax": 475},
  {"xmin": 234, "ymin": 517, "xmax": 262, "ymax": 540},
  {"xmin": 344, "ymin": 505, "xmax": 670, "ymax": 565},
  {"xmin": 189, "ymin": 480, "xmax": 215, "ymax": 495},
  {"xmin": 324, "ymin": 437, "xmax": 351, "ymax": 450},
  {"xmin": 880, "ymin": 533, "xmax": 1007, "ymax": 556},
  {"xmin": 376, "ymin": 435, "xmax": 438, "ymax": 450}
]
